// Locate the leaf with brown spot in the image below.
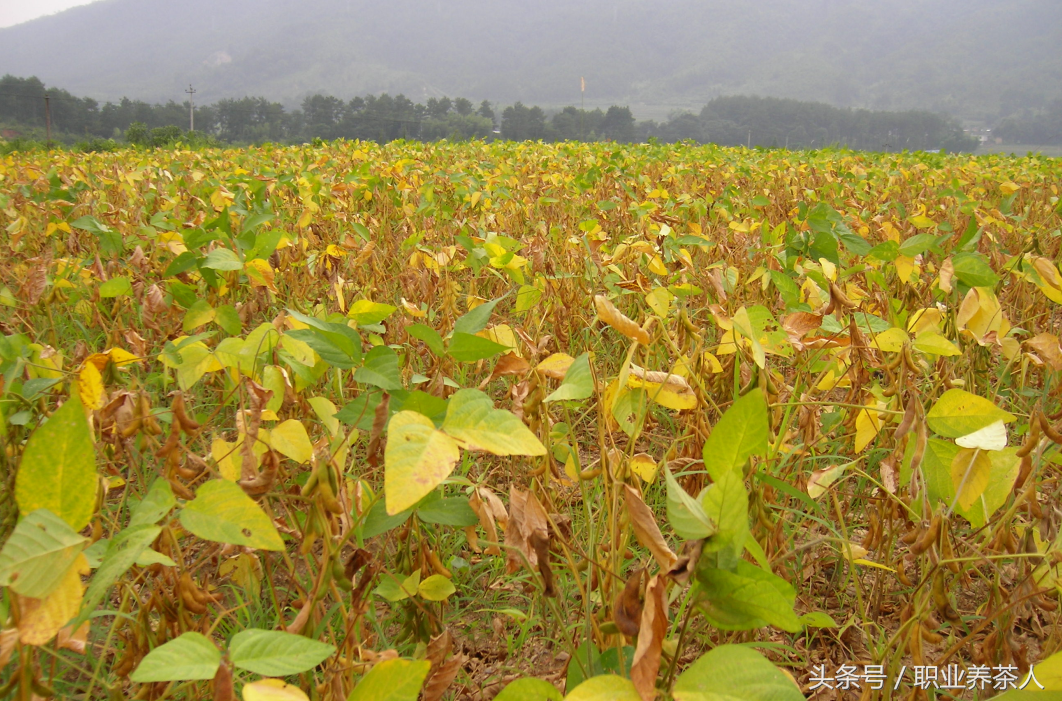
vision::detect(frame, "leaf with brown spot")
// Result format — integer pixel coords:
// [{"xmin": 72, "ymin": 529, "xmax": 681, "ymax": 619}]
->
[
  {"xmin": 594, "ymin": 295, "xmax": 650, "ymax": 345},
  {"xmin": 624, "ymin": 485, "xmax": 677, "ymax": 571},
  {"xmin": 782, "ymin": 312, "xmax": 823, "ymax": 350},
  {"xmin": 631, "ymin": 574, "xmax": 668, "ymax": 701}
]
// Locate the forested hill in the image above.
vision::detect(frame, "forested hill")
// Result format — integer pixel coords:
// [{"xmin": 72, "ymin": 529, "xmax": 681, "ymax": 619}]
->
[{"xmin": 1, "ymin": 0, "xmax": 1059, "ymax": 123}]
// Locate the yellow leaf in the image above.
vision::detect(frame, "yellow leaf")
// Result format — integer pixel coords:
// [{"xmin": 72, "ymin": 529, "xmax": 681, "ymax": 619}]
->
[
  {"xmin": 807, "ymin": 462, "xmax": 847, "ymax": 498},
  {"xmin": 385, "ymin": 411, "xmax": 461, "ymax": 515},
  {"xmin": 999, "ymin": 181, "xmax": 1020, "ymax": 195},
  {"xmin": 913, "ymin": 332, "xmax": 962, "ymax": 357},
  {"xmin": 536, "ymin": 352, "xmax": 575, "ymax": 380},
  {"xmin": 644, "ymin": 287, "xmax": 673, "ymax": 318},
  {"xmin": 909, "ymin": 214, "xmax": 936, "ymax": 229},
  {"xmin": 400, "ymin": 298, "xmax": 426, "ymax": 317},
  {"xmin": 629, "ymin": 453, "xmax": 658, "ymax": 483},
  {"xmin": 627, "ymin": 372, "xmax": 697, "ymax": 411},
  {"xmin": 211, "ymin": 438, "xmax": 243, "ymax": 481},
  {"xmin": 243, "ymin": 679, "xmax": 310, "ymax": 701},
  {"xmin": 951, "ymin": 447, "xmax": 992, "ymax": 510},
  {"xmin": 647, "ymin": 254, "xmax": 668, "ymax": 276},
  {"xmin": 245, "ymin": 258, "xmax": 278, "ymax": 293},
  {"xmin": 18, "ymin": 553, "xmax": 89, "ymax": 646},
  {"xmin": 872, "ymin": 327, "xmax": 909, "ymax": 353},
  {"xmin": 956, "ymin": 287, "xmax": 1004, "ymax": 344},
  {"xmin": 854, "ymin": 404, "xmax": 885, "ymax": 452},
  {"xmin": 77, "ymin": 362, "xmax": 106, "ymax": 411},
  {"xmin": 266, "ymin": 420, "xmax": 313, "ymax": 464},
  {"xmin": 908, "ymin": 307, "xmax": 943, "ymax": 335},
  {"xmin": 894, "ymin": 255, "xmax": 917, "ymax": 285},
  {"xmin": 105, "ymin": 347, "xmax": 140, "ymax": 367}
]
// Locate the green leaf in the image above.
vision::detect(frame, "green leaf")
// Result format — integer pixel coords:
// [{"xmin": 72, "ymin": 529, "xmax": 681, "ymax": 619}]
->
[
  {"xmin": 418, "ymin": 574, "xmax": 456, "ymax": 601},
  {"xmin": 98, "ymin": 276, "xmax": 133, "ymax": 298},
  {"xmin": 353, "ymin": 345, "xmax": 403, "ymax": 391},
  {"xmin": 0, "ymin": 509, "xmax": 87, "ymax": 598},
  {"xmin": 72, "ymin": 524, "xmax": 160, "ymax": 629},
  {"xmin": 544, "ymin": 352, "xmax": 593, "ymax": 403},
  {"xmin": 375, "ymin": 570, "xmax": 421, "ymax": 602},
  {"xmin": 951, "ymin": 252, "xmax": 1000, "ymax": 288},
  {"xmin": 799, "ymin": 611, "xmax": 839, "ymax": 628},
  {"xmin": 898, "ymin": 234, "xmax": 937, "ymax": 258},
  {"xmin": 179, "ymin": 480, "xmax": 284, "ymax": 551},
  {"xmin": 130, "ymin": 632, "xmax": 220, "ymax": 683},
  {"xmin": 406, "ymin": 323, "xmax": 445, "ymax": 357},
  {"xmin": 565, "ymin": 675, "xmax": 641, "ymax": 701},
  {"xmin": 493, "ymin": 677, "xmax": 563, "ymax": 701},
  {"xmin": 129, "ymin": 481, "xmax": 176, "ymax": 528},
  {"xmin": 922, "ymin": 438, "xmax": 959, "ymax": 506},
  {"xmin": 15, "ymin": 394, "xmax": 97, "ymax": 530},
  {"xmin": 696, "ymin": 561, "xmax": 801, "ymax": 632},
  {"xmin": 665, "ymin": 467, "xmax": 715, "ymax": 540},
  {"xmin": 416, "ymin": 494, "xmax": 478, "ymax": 527},
  {"xmin": 702, "ymin": 391, "xmax": 768, "ymax": 481},
  {"xmin": 201, "ymin": 248, "xmax": 243, "ymax": 271},
  {"xmin": 361, "ymin": 499, "xmax": 413, "ymax": 538},
  {"xmin": 385, "ymin": 411, "xmax": 461, "ymax": 515},
  {"xmin": 673, "ymin": 644, "xmax": 804, "ymax": 701},
  {"xmin": 335, "ymin": 391, "xmax": 386, "ymax": 430},
  {"xmin": 215, "ymin": 304, "xmax": 243, "ymax": 335},
  {"xmin": 453, "ymin": 297, "xmax": 503, "ymax": 336},
  {"xmin": 229, "ymin": 629, "xmax": 336, "ymax": 676},
  {"xmin": 701, "ymin": 468, "xmax": 749, "ymax": 567},
  {"xmin": 926, "ymin": 389, "xmax": 1016, "ymax": 438},
  {"xmin": 448, "ymin": 332, "xmax": 510, "ymax": 362},
  {"xmin": 441, "ymin": 389, "xmax": 546, "ymax": 456},
  {"xmin": 347, "ymin": 658, "xmax": 431, "ymax": 701}
]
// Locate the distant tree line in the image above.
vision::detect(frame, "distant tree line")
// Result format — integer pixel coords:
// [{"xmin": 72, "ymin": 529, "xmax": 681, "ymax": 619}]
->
[
  {"xmin": 993, "ymin": 99, "xmax": 1062, "ymax": 145},
  {"xmin": 1, "ymin": 74, "xmax": 981, "ymax": 152}
]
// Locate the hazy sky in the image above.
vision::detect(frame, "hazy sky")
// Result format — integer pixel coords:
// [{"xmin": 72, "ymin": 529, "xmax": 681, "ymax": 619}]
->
[{"xmin": 0, "ymin": 0, "xmax": 97, "ymax": 28}]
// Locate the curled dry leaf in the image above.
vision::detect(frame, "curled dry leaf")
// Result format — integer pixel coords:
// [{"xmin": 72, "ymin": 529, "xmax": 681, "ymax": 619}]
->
[
  {"xmin": 623, "ymin": 485, "xmax": 677, "ymax": 571},
  {"xmin": 422, "ymin": 654, "xmax": 465, "ymax": 701},
  {"xmin": 630, "ymin": 574, "xmax": 668, "ymax": 701},
  {"xmin": 667, "ymin": 539, "xmax": 704, "ymax": 586},
  {"xmin": 366, "ymin": 392, "xmax": 390, "ymax": 468},
  {"xmin": 627, "ymin": 364, "xmax": 690, "ymax": 391},
  {"xmin": 613, "ymin": 569, "xmax": 644, "ymax": 638},
  {"xmin": 504, "ymin": 488, "xmax": 550, "ymax": 588},
  {"xmin": 22, "ymin": 261, "xmax": 48, "ymax": 305},
  {"xmin": 469, "ymin": 486, "xmax": 505, "ymax": 556},
  {"xmin": 594, "ymin": 295, "xmax": 650, "ymax": 345},
  {"xmin": 1025, "ymin": 333, "xmax": 1062, "ymax": 371}
]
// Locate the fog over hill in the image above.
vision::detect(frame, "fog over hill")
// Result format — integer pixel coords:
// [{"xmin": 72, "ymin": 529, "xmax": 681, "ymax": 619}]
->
[{"xmin": 1, "ymin": 0, "xmax": 1059, "ymax": 122}]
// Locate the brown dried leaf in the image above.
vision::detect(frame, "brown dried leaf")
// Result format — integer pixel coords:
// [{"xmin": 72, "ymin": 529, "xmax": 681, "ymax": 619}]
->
[
  {"xmin": 422, "ymin": 654, "xmax": 465, "ymax": 701},
  {"xmin": 623, "ymin": 485, "xmax": 677, "ymax": 571},
  {"xmin": 504, "ymin": 487, "xmax": 549, "ymax": 575},
  {"xmin": 782, "ymin": 312, "xmax": 824, "ymax": 350},
  {"xmin": 631, "ymin": 574, "xmax": 668, "ymax": 701},
  {"xmin": 613, "ymin": 569, "xmax": 644, "ymax": 637},
  {"xmin": 469, "ymin": 488, "xmax": 502, "ymax": 556},
  {"xmin": 594, "ymin": 295, "xmax": 650, "ymax": 345},
  {"xmin": 667, "ymin": 539, "xmax": 703, "ymax": 586},
  {"xmin": 366, "ymin": 392, "xmax": 390, "ymax": 468},
  {"xmin": 1025, "ymin": 333, "xmax": 1062, "ymax": 371},
  {"xmin": 0, "ymin": 628, "xmax": 17, "ymax": 667},
  {"xmin": 485, "ymin": 352, "xmax": 531, "ymax": 385},
  {"xmin": 426, "ymin": 630, "xmax": 453, "ymax": 669},
  {"xmin": 22, "ymin": 262, "xmax": 48, "ymax": 306}
]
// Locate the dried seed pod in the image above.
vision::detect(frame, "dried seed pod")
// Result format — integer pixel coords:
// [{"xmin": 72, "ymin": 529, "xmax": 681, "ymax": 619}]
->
[
  {"xmin": 911, "ymin": 515, "xmax": 941, "ymax": 555},
  {"xmin": 171, "ymin": 393, "xmax": 200, "ymax": 433}
]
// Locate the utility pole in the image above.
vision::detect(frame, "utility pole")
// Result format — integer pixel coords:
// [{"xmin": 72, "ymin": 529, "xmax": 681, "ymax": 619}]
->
[
  {"xmin": 185, "ymin": 84, "xmax": 196, "ymax": 132},
  {"xmin": 44, "ymin": 93, "xmax": 52, "ymax": 148}
]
